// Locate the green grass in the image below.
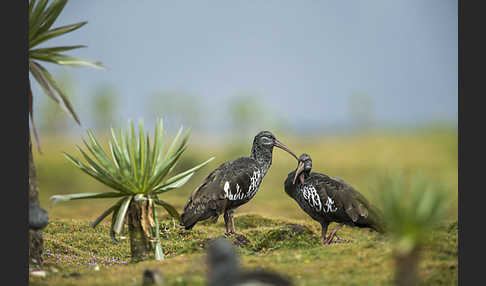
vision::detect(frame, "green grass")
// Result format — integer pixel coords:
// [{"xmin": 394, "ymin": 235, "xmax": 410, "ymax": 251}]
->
[
  {"xmin": 30, "ymin": 129, "xmax": 458, "ymax": 285},
  {"xmin": 30, "ymin": 214, "xmax": 457, "ymax": 286}
]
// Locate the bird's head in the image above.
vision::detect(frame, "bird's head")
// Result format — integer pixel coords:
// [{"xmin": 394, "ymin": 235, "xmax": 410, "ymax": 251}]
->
[
  {"xmin": 251, "ymin": 131, "xmax": 298, "ymax": 160},
  {"xmin": 293, "ymin": 153, "xmax": 312, "ymax": 185}
]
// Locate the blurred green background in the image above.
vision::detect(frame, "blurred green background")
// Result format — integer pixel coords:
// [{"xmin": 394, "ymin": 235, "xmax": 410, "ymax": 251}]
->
[
  {"xmin": 31, "ymin": 0, "xmax": 457, "ymax": 227},
  {"xmin": 28, "ymin": 2, "xmax": 457, "ymax": 285},
  {"xmin": 35, "ymin": 125, "xmax": 457, "ymax": 224}
]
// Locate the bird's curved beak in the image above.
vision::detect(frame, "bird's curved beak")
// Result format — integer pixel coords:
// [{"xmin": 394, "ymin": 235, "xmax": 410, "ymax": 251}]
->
[
  {"xmin": 293, "ymin": 161, "xmax": 305, "ymax": 185},
  {"xmin": 274, "ymin": 139, "xmax": 298, "ymax": 160}
]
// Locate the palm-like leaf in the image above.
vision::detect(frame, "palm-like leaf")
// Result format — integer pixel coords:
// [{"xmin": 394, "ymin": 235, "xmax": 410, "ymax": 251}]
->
[
  {"xmin": 28, "ymin": 0, "xmax": 105, "ymax": 151},
  {"xmin": 50, "ymin": 119, "xmax": 214, "ymax": 260}
]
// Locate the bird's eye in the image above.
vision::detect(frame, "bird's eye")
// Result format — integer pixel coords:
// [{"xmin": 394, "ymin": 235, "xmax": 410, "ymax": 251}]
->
[{"xmin": 261, "ymin": 136, "xmax": 273, "ymax": 145}]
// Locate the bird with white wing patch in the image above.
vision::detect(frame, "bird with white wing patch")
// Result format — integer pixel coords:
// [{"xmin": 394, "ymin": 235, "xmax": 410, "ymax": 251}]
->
[
  {"xmin": 284, "ymin": 153, "xmax": 386, "ymax": 245},
  {"xmin": 181, "ymin": 131, "xmax": 297, "ymax": 235}
]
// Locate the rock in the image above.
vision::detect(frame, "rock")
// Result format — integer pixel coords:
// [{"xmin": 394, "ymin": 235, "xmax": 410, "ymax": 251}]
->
[
  {"xmin": 29, "ymin": 201, "xmax": 48, "ymax": 231},
  {"xmin": 30, "ymin": 270, "xmax": 46, "ymax": 278},
  {"xmin": 207, "ymin": 238, "xmax": 294, "ymax": 286},
  {"xmin": 142, "ymin": 269, "xmax": 164, "ymax": 285},
  {"xmin": 62, "ymin": 272, "xmax": 81, "ymax": 279},
  {"xmin": 207, "ymin": 238, "xmax": 239, "ymax": 286}
]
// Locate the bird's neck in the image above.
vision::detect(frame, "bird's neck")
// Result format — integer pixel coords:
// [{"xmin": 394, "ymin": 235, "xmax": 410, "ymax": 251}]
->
[
  {"xmin": 294, "ymin": 171, "xmax": 311, "ymax": 186},
  {"xmin": 250, "ymin": 146, "xmax": 273, "ymax": 175}
]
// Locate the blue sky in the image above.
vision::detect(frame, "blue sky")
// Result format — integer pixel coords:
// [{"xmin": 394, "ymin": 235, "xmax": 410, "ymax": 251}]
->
[{"xmin": 32, "ymin": 0, "xmax": 458, "ymax": 136}]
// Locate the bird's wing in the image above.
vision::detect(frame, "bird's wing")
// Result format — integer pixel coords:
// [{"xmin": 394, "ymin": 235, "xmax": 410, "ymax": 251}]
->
[
  {"xmin": 331, "ymin": 176, "xmax": 385, "ymax": 232},
  {"xmin": 183, "ymin": 158, "xmax": 259, "ymax": 213},
  {"xmin": 218, "ymin": 158, "xmax": 262, "ymax": 206},
  {"xmin": 313, "ymin": 174, "xmax": 370, "ymax": 222},
  {"xmin": 181, "ymin": 164, "xmax": 228, "ymax": 229},
  {"xmin": 183, "ymin": 164, "xmax": 226, "ymax": 213}
]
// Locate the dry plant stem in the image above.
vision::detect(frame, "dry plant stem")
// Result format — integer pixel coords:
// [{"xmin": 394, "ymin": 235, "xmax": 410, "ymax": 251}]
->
[
  {"xmin": 127, "ymin": 200, "xmax": 153, "ymax": 262},
  {"xmin": 29, "ymin": 133, "xmax": 44, "ymax": 266}
]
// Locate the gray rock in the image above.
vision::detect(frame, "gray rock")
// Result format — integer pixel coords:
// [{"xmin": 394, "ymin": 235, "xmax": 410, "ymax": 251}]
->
[
  {"xmin": 206, "ymin": 238, "xmax": 294, "ymax": 286},
  {"xmin": 29, "ymin": 201, "xmax": 48, "ymax": 230},
  {"xmin": 142, "ymin": 268, "xmax": 164, "ymax": 285}
]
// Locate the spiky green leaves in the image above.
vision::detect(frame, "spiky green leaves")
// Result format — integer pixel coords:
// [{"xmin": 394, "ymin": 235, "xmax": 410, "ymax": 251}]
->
[
  {"xmin": 376, "ymin": 172, "xmax": 449, "ymax": 254},
  {"xmin": 28, "ymin": 0, "xmax": 105, "ymax": 150},
  {"xmin": 50, "ymin": 119, "xmax": 214, "ymax": 260}
]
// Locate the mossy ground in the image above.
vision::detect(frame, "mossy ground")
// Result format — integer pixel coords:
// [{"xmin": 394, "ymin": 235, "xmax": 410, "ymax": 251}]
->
[
  {"xmin": 30, "ymin": 214, "xmax": 458, "ymax": 286},
  {"xmin": 30, "ymin": 130, "xmax": 458, "ymax": 285}
]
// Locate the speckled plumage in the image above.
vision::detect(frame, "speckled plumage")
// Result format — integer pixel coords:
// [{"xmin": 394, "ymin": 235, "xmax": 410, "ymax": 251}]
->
[
  {"xmin": 284, "ymin": 154, "xmax": 385, "ymax": 244},
  {"xmin": 181, "ymin": 131, "xmax": 297, "ymax": 234}
]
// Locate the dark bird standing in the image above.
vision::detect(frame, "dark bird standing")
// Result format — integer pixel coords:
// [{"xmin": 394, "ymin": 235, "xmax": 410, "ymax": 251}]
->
[
  {"xmin": 181, "ymin": 131, "xmax": 297, "ymax": 235},
  {"xmin": 284, "ymin": 153, "xmax": 385, "ymax": 245},
  {"xmin": 207, "ymin": 238, "xmax": 294, "ymax": 286}
]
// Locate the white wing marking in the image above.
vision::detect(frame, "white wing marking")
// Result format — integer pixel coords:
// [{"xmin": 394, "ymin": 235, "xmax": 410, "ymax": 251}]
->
[
  {"xmin": 299, "ymin": 184, "xmax": 338, "ymax": 213},
  {"xmin": 224, "ymin": 169, "xmax": 262, "ymax": 201}
]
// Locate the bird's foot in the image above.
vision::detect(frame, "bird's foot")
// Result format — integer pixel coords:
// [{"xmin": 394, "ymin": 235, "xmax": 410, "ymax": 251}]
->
[
  {"xmin": 333, "ymin": 233, "xmax": 353, "ymax": 244},
  {"xmin": 223, "ymin": 232, "xmax": 250, "ymax": 246},
  {"xmin": 322, "ymin": 224, "xmax": 345, "ymax": 245},
  {"xmin": 322, "ymin": 234, "xmax": 339, "ymax": 246},
  {"xmin": 323, "ymin": 237, "xmax": 334, "ymax": 246},
  {"xmin": 321, "ymin": 236, "xmax": 328, "ymax": 245},
  {"xmin": 224, "ymin": 230, "xmax": 239, "ymax": 236},
  {"xmin": 322, "ymin": 236, "xmax": 331, "ymax": 246},
  {"xmin": 333, "ymin": 234, "xmax": 343, "ymax": 243}
]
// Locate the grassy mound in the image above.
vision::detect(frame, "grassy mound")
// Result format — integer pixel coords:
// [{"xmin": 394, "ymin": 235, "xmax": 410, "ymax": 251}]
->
[{"xmin": 30, "ymin": 214, "xmax": 457, "ymax": 286}]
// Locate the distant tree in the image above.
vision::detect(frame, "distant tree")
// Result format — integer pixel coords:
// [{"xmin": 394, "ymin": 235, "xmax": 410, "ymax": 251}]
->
[
  {"xmin": 227, "ymin": 93, "xmax": 265, "ymax": 139},
  {"xmin": 264, "ymin": 113, "xmax": 292, "ymax": 137},
  {"xmin": 147, "ymin": 91, "xmax": 202, "ymax": 131},
  {"xmin": 39, "ymin": 96, "xmax": 69, "ymax": 133},
  {"xmin": 38, "ymin": 72, "xmax": 76, "ymax": 134},
  {"xmin": 28, "ymin": 0, "xmax": 104, "ymax": 267},
  {"xmin": 92, "ymin": 83, "xmax": 119, "ymax": 129}
]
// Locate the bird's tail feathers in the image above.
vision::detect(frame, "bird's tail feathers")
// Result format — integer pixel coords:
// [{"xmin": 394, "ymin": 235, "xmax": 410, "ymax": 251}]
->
[
  {"xmin": 368, "ymin": 205, "xmax": 387, "ymax": 233},
  {"xmin": 181, "ymin": 210, "xmax": 200, "ymax": 230}
]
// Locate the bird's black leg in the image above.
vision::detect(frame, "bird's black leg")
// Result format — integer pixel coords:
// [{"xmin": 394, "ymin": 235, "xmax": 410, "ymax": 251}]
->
[
  {"xmin": 320, "ymin": 222, "xmax": 329, "ymax": 245},
  {"xmin": 223, "ymin": 211, "xmax": 231, "ymax": 235},
  {"xmin": 229, "ymin": 210, "xmax": 236, "ymax": 234},
  {"xmin": 324, "ymin": 223, "xmax": 345, "ymax": 245}
]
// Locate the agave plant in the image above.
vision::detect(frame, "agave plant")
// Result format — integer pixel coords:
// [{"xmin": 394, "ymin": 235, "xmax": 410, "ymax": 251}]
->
[
  {"xmin": 28, "ymin": 0, "xmax": 104, "ymax": 266},
  {"xmin": 50, "ymin": 119, "xmax": 214, "ymax": 261},
  {"xmin": 376, "ymin": 172, "xmax": 448, "ymax": 286},
  {"xmin": 29, "ymin": 0, "xmax": 105, "ymax": 149}
]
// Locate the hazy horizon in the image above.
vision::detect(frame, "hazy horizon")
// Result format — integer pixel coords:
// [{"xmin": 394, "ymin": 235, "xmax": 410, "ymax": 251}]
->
[{"xmin": 30, "ymin": 0, "xmax": 458, "ymax": 137}]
